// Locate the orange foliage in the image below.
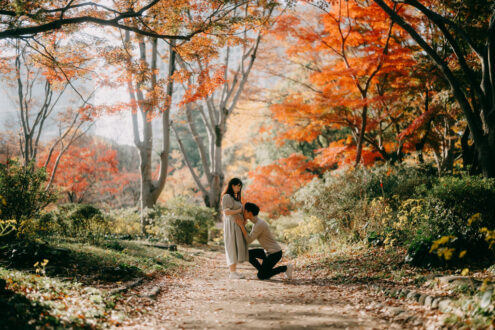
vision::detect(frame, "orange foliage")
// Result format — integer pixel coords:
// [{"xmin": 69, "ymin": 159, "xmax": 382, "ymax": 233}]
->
[
  {"xmin": 244, "ymin": 154, "xmax": 317, "ymax": 218},
  {"xmin": 398, "ymin": 106, "xmax": 439, "ymax": 142},
  {"xmin": 268, "ymin": 0, "xmax": 419, "ymax": 162},
  {"xmin": 245, "ymin": 0, "xmax": 434, "ymax": 215},
  {"xmin": 179, "ymin": 64, "xmax": 226, "ymax": 106},
  {"xmin": 314, "ymin": 140, "xmax": 383, "ymax": 169},
  {"xmin": 39, "ymin": 141, "xmax": 130, "ymax": 203}
]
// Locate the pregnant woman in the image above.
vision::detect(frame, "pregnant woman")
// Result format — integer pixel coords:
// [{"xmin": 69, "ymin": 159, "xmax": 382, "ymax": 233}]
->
[{"xmin": 221, "ymin": 178, "xmax": 249, "ymax": 279}]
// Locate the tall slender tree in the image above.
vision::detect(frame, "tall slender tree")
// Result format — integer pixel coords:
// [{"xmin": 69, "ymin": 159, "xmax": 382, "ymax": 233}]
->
[
  {"xmin": 3, "ymin": 38, "xmax": 94, "ymax": 187},
  {"xmin": 172, "ymin": 2, "xmax": 276, "ymax": 214},
  {"xmin": 119, "ymin": 32, "xmax": 175, "ymax": 233},
  {"xmin": 372, "ymin": 0, "xmax": 495, "ymax": 177}
]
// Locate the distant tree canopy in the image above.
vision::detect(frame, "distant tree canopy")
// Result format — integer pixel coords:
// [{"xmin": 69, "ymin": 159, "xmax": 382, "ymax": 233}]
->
[{"xmin": 0, "ymin": 0, "xmax": 234, "ymax": 41}]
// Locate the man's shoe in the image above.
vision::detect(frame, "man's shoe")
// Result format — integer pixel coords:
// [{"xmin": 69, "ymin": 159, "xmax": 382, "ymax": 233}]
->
[
  {"xmin": 229, "ymin": 272, "xmax": 244, "ymax": 279},
  {"xmin": 285, "ymin": 264, "xmax": 294, "ymax": 280}
]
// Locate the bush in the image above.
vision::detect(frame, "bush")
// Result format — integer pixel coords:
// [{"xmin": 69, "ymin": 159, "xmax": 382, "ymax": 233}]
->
[
  {"xmin": 294, "ymin": 164, "xmax": 438, "ymax": 241},
  {"xmin": 165, "ymin": 217, "xmax": 196, "ymax": 244},
  {"xmin": 53, "ymin": 204, "xmax": 108, "ymax": 241},
  {"xmin": 279, "ymin": 215, "xmax": 327, "ymax": 256},
  {"xmin": 426, "ymin": 175, "xmax": 495, "ymax": 224},
  {"xmin": 0, "ymin": 160, "xmax": 56, "ymax": 229},
  {"xmin": 380, "ymin": 175, "xmax": 495, "ymax": 266},
  {"xmin": 294, "ymin": 170, "xmax": 367, "ymax": 237},
  {"xmin": 104, "ymin": 207, "xmax": 141, "ymax": 237},
  {"xmin": 291, "ymin": 164, "xmax": 495, "ymax": 266},
  {"xmin": 148, "ymin": 197, "xmax": 216, "ymax": 244},
  {"xmin": 362, "ymin": 163, "xmax": 437, "ymax": 201},
  {"xmin": 17, "ymin": 212, "xmax": 59, "ymax": 238}
]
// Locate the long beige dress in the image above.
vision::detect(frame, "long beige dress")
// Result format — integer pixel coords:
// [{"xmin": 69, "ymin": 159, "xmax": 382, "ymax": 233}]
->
[{"xmin": 222, "ymin": 194, "xmax": 249, "ymax": 266}]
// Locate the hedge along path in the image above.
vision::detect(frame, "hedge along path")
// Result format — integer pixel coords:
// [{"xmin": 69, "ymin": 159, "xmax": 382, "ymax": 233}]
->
[{"xmin": 121, "ymin": 247, "xmax": 419, "ymax": 329}]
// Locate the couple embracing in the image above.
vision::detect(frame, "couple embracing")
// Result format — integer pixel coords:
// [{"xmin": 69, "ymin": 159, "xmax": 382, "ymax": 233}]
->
[{"xmin": 222, "ymin": 178, "xmax": 294, "ymax": 280}]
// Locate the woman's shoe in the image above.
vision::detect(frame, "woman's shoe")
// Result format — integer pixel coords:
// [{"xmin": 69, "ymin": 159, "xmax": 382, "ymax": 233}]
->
[
  {"xmin": 285, "ymin": 264, "xmax": 294, "ymax": 280},
  {"xmin": 229, "ymin": 272, "xmax": 244, "ymax": 279}
]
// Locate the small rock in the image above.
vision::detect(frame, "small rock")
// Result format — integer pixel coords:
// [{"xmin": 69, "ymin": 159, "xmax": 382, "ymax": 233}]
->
[
  {"xmin": 431, "ymin": 298, "xmax": 440, "ymax": 309},
  {"xmin": 437, "ymin": 275, "xmax": 469, "ymax": 285},
  {"xmin": 110, "ymin": 286, "xmax": 127, "ymax": 295},
  {"xmin": 438, "ymin": 299, "xmax": 451, "ymax": 312},
  {"xmin": 418, "ymin": 293, "xmax": 427, "ymax": 305},
  {"xmin": 141, "ymin": 286, "xmax": 161, "ymax": 300},
  {"xmin": 424, "ymin": 295, "xmax": 434, "ymax": 307},
  {"xmin": 388, "ymin": 307, "xmax": 405, "ymax": 316},
  {"xmin": 394, "ymin": 312, "xmax": 413, "ymax": 322},
  {"xmin": 412, "ymin": 317, "xmax": 423, "ymax": 326},
  {"xmin": 480, "ymin": 289, "xmax": 493, "ymax": 309},
  {"xmin": 406, "ymin": 291, "xmax": 420, "ymax": 301}
]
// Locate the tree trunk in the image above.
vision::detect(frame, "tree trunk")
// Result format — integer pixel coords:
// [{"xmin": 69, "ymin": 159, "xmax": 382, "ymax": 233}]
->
[
  {"xmin": 372, "ymin": 0, "xmax": 495, "ymax": 177},
  {"xmin": 139, "ymin": 126, "xmax": 154, "ymax": 233},
  {"xmin": 476, "ymin": 137, "xmax": 495, "ymax": 177},
  {"xmin": 355, "ymin": 105, "xmax": 368, "ymax": 166},
  {"xmin": 124, "ymin": 33, "xmax": 176, "ymax": 234}
]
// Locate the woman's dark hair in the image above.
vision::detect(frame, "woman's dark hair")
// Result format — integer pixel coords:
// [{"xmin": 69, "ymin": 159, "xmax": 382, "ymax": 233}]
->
[
  {"xmin": 222, "ymin": 178, "xmax": 243, "ymax": 201},
  {"xmin": 244, "ymin": 202, "xmax": 260, "ymax": 216}
]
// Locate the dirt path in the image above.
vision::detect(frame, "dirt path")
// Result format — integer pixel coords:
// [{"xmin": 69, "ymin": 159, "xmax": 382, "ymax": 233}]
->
[{"xmin": 121, "ymin": 247, "xmax": 429, "ymax": 329}]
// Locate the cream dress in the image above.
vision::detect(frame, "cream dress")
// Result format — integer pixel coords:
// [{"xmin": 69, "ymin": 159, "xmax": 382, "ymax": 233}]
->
[{"xmin": 222, "ymin": 194, "xmax": 249, "ymax": 266}]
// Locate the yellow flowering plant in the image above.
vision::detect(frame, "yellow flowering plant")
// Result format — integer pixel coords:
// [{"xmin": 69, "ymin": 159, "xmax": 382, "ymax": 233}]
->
[
  {"xmin": 34, "ymin": 259, "xmax": 49, "ymax": 276},
  {"xmin": 429, "ymin": 235, "xmax": 457, "ymax": 261},
  {"xmin": 0, "ymin": 219, "xmax": 16, "ymax": 237}
]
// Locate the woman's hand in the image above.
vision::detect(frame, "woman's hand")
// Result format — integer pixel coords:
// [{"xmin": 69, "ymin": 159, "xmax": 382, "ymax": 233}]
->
[{"xmin": 223, "ymin": 207, "xmax": 243, "ymax": 216}]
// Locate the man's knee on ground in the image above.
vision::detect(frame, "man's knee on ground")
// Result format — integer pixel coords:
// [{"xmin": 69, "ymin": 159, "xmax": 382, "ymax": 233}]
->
[{"xmin": 257, "ymin": 271, "xmax": 269, "ymax": 280}]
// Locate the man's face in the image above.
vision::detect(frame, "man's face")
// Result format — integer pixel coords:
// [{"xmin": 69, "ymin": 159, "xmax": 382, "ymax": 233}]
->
[{"xmin": 243, "ymin": 209, "xmax": 253, "ymax": 220}]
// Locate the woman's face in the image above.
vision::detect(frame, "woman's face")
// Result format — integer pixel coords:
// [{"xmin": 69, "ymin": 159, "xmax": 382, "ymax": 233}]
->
[{"xmin": 232, "ymin": 184, "xmax": 242, "ymax": 194}]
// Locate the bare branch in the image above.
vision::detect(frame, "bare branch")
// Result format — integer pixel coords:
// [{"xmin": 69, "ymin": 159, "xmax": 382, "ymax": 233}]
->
[{"xmin": 172, "ymin": 123, "xmax": 208, "ymax": 196}]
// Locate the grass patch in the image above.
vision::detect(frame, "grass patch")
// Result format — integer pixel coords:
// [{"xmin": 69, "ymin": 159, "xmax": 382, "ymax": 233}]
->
[
  {"xmin": 0, "ymin": 269, "xmax": 122, "ymax": 328},
  {"xmin": 0, "ymin": 237, "xmax": 189, "ymax": 328},
  {"xmin": 1, "ymin": 238, "xmax": 187, "ymax": 283},
  {"xmin": 294, "ymin": 242, "xmax": 438, "ymax": 286}
]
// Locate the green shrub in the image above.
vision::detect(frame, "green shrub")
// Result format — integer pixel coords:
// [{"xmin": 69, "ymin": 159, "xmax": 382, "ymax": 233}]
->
[
  {"xmin": 104, "ymin": 207, "xmax": 141, "ymax": 237},
  {"xmin": 382, "ymin": 175, "xmax": 495, "ymax": 266},
  {"xmin": 362, "ymin": 163, "xmax": 437, "ymax": 201},
  {"xmin": 294, "ymin": 164, "xmax": 438, "ymax": 241},
  {"xmin": 294, "ymin": 170, "xmax": 368, "ymax": 236},
  {"xmin": 408, "ymin": 176, "xmax": 495, "ymax": 266},
  {"xmin": 18, "ymin": 212, "xmax": 59, "ymax": 237},
  {"xmin": 292, "ymin": 164, "xmax": 495, "ymax": 266},
  {"xmin": 53, "ymin": 204, "xmax": 108, "ymax": 241},
  {"xmin": 426, "ymin": 175, "xmax": 495, "ymax": 223},
  {"xmin": 165, "ymin": 217, "xmax": 196, "ymax": 244},
  {"xmin": 281, "ymin": 215, "xmax": 327, "ymax": 256},
  {"xmin": 208, "ymin": 226, "xmax": 223, "ymax": 244},
  {"xmin": 149, "ymin": 197, "xmax": 216, "ymax": 244},
  {"xmin": 0, "ymin": 160, "xmax": 56, "ymax": 229}
]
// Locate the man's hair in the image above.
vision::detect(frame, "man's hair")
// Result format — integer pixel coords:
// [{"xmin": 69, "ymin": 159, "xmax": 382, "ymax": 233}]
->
[{"xmin": 244, "ymin": 202, "xmax": 260, "ymax": 216}]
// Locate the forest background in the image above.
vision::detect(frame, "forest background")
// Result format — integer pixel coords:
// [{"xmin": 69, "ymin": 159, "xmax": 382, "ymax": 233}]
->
[{"xmin": 0, "ymin": 0, "xmax": 495, "ymax": 328}]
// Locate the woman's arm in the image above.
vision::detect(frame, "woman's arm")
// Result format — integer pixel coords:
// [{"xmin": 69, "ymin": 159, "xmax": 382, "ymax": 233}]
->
[{"xmin": 223, "ymin": 208, "xmax": 242, "ymax": 216}]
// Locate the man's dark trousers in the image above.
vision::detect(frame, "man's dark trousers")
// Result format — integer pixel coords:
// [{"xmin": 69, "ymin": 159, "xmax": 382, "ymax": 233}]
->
[{"xmin": 249, "ymin": 248, "xmax": 287, "ymax": 280}]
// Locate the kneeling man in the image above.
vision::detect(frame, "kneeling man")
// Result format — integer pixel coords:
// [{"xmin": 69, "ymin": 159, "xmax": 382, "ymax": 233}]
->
[{"xmin": 235, "ymin": 203, "xmax": 293, "ymax": 280}]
